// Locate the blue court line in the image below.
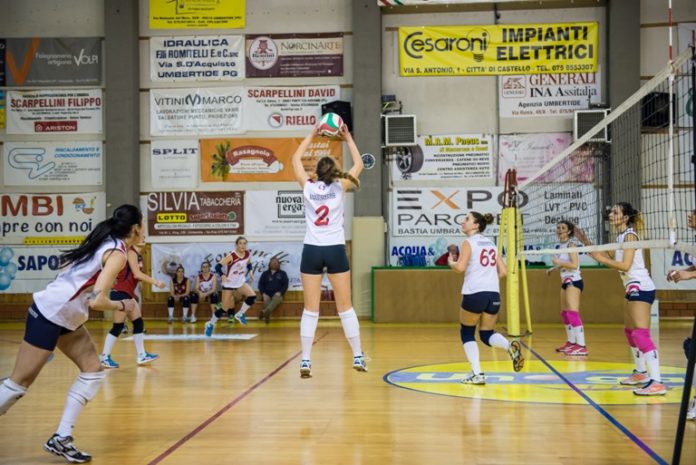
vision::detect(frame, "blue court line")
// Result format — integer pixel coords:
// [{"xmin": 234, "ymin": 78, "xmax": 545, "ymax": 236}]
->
[{"xmin": 520, "ymin": 341, "xmax": 669, "ymax": 465}]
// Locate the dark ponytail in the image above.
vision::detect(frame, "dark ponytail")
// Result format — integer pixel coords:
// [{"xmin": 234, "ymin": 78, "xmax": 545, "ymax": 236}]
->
[
  {"xmin": 470, "ymin": 211, "xmax": 495, "ymax": 233},
  {"xmin": 315, "ymin": 156, "xmax": 359, "ymax": 189},
  {"xmin": 60, "ymin": 204, "xmax": 142, "ymax": 267}
]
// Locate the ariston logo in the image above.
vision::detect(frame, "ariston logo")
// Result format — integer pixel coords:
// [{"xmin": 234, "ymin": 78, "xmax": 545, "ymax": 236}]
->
[{"xmin": 403, "ymin": 29, "xmax": 490, "ymax": 61}]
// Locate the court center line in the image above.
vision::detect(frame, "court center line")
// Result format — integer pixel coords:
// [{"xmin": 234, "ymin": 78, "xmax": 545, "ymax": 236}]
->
[
  {"xmin": 147, "ymin": 332, "xmax": 329, "ymax": 465},
  {"xmin": 520, "ymin": 341, "xmax": 669, "ymax": 465}
]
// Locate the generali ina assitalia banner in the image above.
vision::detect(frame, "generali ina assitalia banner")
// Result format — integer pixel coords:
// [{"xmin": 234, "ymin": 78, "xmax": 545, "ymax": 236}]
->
[
  {"xmin": 200, "ymin": 137, "xmax": 342, "ymax": 182},
  {"xmin": 399, "ymin": 22, "xmax": 598, "ymax": 76}
]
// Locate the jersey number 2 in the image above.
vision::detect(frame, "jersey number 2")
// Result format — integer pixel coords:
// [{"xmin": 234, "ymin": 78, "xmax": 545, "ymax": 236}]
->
[
  {"xmin": 314, "ymin": 205, "xmax": 330, "ymax": 226},
  {"xmin": 479, "ymin": 249, "xmax": 497, "ymax": 267}
]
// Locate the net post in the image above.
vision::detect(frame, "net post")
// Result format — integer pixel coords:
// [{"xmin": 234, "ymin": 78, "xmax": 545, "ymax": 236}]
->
[
  {"xmin": 516, "ymin": 208, "xmax": 533, "ymax": 334},
  {"xmin": 671, "ymin": 317, "xmax": 696, "ymax": 465},
  {"xmin": 503, "ymin": 169, "xmax": 521, "ymax": 337}
]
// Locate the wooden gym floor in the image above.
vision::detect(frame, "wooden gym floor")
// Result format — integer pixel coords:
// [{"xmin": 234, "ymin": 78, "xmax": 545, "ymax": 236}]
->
[{"xmin": 0, "ymin": 319, "xmax": 694, "ymax": 465}]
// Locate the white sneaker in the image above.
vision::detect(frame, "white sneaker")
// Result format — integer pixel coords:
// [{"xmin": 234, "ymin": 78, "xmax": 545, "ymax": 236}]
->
[
  {"xmin": 687, "ymin": 397, "xmax": 696, "ymax": 421},
  {"xmin": 300, "ymin": 359, "xmax": 312, "ymax": 379},
  {"xmin": 189, "ymin": 316, "xmax": 197, "ymax": 324},
  {"xmin": 461, "ymin": 372, "xmax": 486, "ymax": 385}
]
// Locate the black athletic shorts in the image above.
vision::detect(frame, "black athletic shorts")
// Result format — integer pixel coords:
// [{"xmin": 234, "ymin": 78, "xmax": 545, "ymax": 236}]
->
[
  {"xmin": 24, "ymin": 303, "xmax": 75, "ymax": 351},
  {"xmin": 300, "ymin": 244, "xmax": 350, "ymax": 275},
  {"xmin": 461, "ymin": 292, "xmax": 501, "ymax": 315}
]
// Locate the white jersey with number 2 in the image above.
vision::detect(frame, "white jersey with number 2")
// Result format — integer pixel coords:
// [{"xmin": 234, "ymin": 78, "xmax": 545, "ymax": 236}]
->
[
  {"xmin": 461, "ymin": 234, "xmax": 499, "ymax": 295},
  {"xmin": 303, "ymin": 179, "xmax": 345, "ymax": 246}
]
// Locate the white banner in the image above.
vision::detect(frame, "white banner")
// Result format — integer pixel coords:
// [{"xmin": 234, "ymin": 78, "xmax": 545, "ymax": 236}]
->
[
  {"xmin": 150, "ymin": 140, "xmax": 199, "ymax": 189},
  {"xmin": 245, "ymin": 190, "xmax": 306, "ymax": 238},
  {"xmin": 7, "ymin": 89, "xmax": 103, "ymax": 134},
  {"xmin": 150, "ymin": 36, "xmax": 245, "ymax": 82},
  {"xmin": 1, "ymin": 192, "xmax": 106, "ymax": 244},
  {"xmin": 499, "ymin": 68, "xmax": 601, "ymax": 118},
  {"xmin": 150, "ymin": 87, "xmax": 243, "ymax": 136},
  {"xmin": 151, "ymin": 242, "xmax": 310, "ymax": 292},
  {"xmin": 388, "ymin": 236, "xmax": 461, "ymax": 266},
  {"xmin": 3, "ymin": 141, "xmax": 102, "ymax": 186},
  {"xmin": 498, "ymin": 133, "xmax": 573, "ymax": 184},
  {"xmin": 244, "ymin": 86, "xmax": 340, "ymax": 131},
  {"xmin": 650, "ymin": 248, "xmax": 696, "ymax": 290},
  {"xmin": 391, "ymin": 134, "xmax": 494, "ymax": 182},
  {"xmin": 0, "ymin": 245, "xmax": 62, "ymax": 293}
]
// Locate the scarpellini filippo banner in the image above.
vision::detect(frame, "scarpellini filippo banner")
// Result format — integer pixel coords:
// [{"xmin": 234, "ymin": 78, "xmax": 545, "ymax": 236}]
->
[{"xmin": 399, "ymin": 22, "xmax": 598, "ymax": 76}]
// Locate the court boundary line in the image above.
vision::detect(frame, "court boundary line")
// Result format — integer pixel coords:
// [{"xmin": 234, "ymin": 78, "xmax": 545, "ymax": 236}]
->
[
  {"xmin": 520, "ymin": 341, "xmax": 669, "ymax": 465},
  {"xmin": 147, "ymin": 332, "xmax": 328, "ymax": 465}
]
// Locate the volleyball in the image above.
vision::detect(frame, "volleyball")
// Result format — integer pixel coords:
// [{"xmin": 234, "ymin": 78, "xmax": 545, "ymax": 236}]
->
[{"xmin": 316, "ymin": 112, "xmax": 344, "ymax": 138}]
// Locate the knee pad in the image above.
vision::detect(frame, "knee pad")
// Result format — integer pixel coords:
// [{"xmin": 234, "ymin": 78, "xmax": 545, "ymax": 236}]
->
[
  {"xmin": 624, "ymin": 327, "xmax": 636, "ymax": 347},
  {"xmin": 132, "ymin": 318, "xmax": 144, "ymax": 334},
  {"xmin": 189, "ymin": 293, "xmax": 199, "ymax": 304},
  {"xmin": 244, "ymin": 295, "xmax": 256, "ymax": 306},
  {"xmin": 479, "ymin": 329, "xmax": 494, "ymax": 347},
  {"xmin": 67, "ymin": 371, "xmax": 106, "ymax": 406},
  {"xmin": 214, "ymin": 308, "xmax": 226, "ymax": 318},
  {"xmin": 210, "ymin": 293, "xmax": 219, "ymax": 304},
  {"xmin": 300, "ymin": 310, "xmax": 320, "ymax": 338},
  {"xmin": 460, "ymin": 324, "xmax": 476, "ymax": 344},
  {"xmin": 109, "ymin": 323, "xmax": 125, "ymax": 337},
  {"xmin": 565, "ymin": 311, "xmax": 583, "ymax": 327},
  {"xmin": 632, "ymin": 328, "xmax": 656, "ymax": 353},
  {"xmin": 167, "ymin": 296, "xmax": 174, "ymax": 307},
  {"xmin": 182, "ymin": 296, "xmax": 190, "ymax": 307},
  {"xmin": 338, "ymin": 309, "xmax": 360, "ymax": 338}
]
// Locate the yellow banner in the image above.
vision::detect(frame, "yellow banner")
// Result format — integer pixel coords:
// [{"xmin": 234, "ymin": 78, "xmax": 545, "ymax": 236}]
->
[
  {"xmin": 149, "ymin": 0, "xmax": 245, "ymax": 29},
  {"xmin": 399, "ymin": 22, "xmax": 598, "ymax": 76}
]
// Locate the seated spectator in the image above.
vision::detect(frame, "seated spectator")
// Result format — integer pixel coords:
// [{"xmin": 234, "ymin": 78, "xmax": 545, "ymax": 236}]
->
[
  {"xmin": 189, "ymin": 261, "xmax": 219, "ymax": 324},
  {"xmin": 167, "ymin": 265, "xmax": 190, "ymax": 323},
  {"xmin": 258, "ymin": 257, "xmax": 289, "ymax": 324},
  {"xmin": 435, "ymin": 244, "xmax": 459, "ymax": 266}
]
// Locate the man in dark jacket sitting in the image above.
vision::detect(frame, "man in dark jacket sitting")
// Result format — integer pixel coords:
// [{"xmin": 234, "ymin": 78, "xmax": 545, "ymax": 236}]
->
[{"xmin": 258, "ymin": 257, "xmax": 289, "ymax": 323}]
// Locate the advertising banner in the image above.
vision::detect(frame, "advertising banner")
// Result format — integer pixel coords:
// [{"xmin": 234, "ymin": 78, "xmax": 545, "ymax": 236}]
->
[
  {"xmin": 149, "ymin": 0, "xmax": 245, "ymax": 29},
  {"xmin": 6, "ymin": 89, "xmax": 103, "ymax": 134},
  {"xmin": 499, "ymin": 68, "xmax": 601, "ymax": 118},
  {"xmin": 0, "ymin": 39, "xmax": 5, "ymax": 86},
  {"xmin": 145, "ymin": 191, "xmax": 244, "ymax": 237},
  {"xmin": 399, "ymin": 22, "xmax": 598, "ymax": 76},
  {"xmin": 387, "ymin": 235, "xmax": 462, "ymax": 266},
  {"xmin": 245, "ymin": 33, "xmax": 343, "ymax": 78},
  {"xmin": 200, "ymin": 137, "xmax": 342, "ymax": 182},
  {"xmin": 244, "ymin": 190, "xmax": 305, "ymax": 238},
  {"xmin": 498, "ymin": 133, "xmax": 580, "ymax": 184},
  {"xmin": 0, "ymin": 245, "xmax": 64, "ymax": 293},
  {"xmin": 5, "ymin": 38, "xmax": 101, "ymax": 86},
  {"xmin": 150, "ymin": 140, "xmax": 199, "ymax": 189},
  {"xmin": 391, "ymin": 185, "xmax": 597, "ymax": 238},
  {"xmin": 245, "ymin": 85, "xmax": 340, "ymax": 131},
  {"xmin": 391, "ymin": 134, "xmax": 494, "ymax": 182},
  {"xmin": 3, "ymin": 141, "xmax": 102, "ymax": 186},
  {"xmin": 150, "ymin": 35, "xmax": 244, "ymax": 81},
  {"xmin": 0, "ymin": 193, "xmax": 106, "ymax": 245},
  {"xmin": 650, "ymin": 248, "xmax": 696, "ymax": 290},
  {"xmin": 150, "ymin": 87, "xmax": 243, "ymax": 136},
  {"xmin": 0, "ymin": 90, "xmax": 5, "ymax": 129},
  {"xmin": 151, "ymin": 241, "xmax": 305, "ymax": 292}
]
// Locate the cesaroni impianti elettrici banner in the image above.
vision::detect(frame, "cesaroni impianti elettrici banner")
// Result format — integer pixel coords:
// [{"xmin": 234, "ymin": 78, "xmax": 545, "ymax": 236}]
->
[{"xmin": 399, "ymin": 22, "xmax": 598, "ymax": 76}]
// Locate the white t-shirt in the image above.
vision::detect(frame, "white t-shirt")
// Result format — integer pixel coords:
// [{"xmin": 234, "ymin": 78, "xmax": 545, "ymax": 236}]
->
[
  {"xmin": 615, "ymin": 228, "xmax": 655, "ymax": 292},
  {"xmin": 556, "ymin": 240, "xmax": 582, "ymax": 282},
  {"xmin": 303, "ymin": 179, "xmax": 345, "ymax": 246},
  {"xmin": 461, "ymin": 234, "xmax": 500, "ymax": 295},
  {"xmin": 222, "ymin": 250, "xmax": 251, "ymax": 289},
  {"xmin": 33, "ymin": 238, "xmax": 127, "ymax": 330}
]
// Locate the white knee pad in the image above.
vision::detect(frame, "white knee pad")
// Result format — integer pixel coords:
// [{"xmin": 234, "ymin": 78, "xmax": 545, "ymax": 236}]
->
[
  {"xmin": 338, "ymin": 308, "xmax": 360, "ymax": 339},
  {"xmin": 300, "ymin": 310, "xmax": 320, "ymax": 338},
  {"xmin": 67, "ymin": 371, "xmax": 106, "ymax": 406},
  {"xmin": 0, "ymin": 378, "xmax": 27, "ymax": 415}
]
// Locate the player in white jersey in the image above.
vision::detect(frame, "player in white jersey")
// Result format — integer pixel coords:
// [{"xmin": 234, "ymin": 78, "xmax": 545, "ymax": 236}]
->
[
  {"xmin": 0, "ymin": 204, "xmax": 144, "ymax": 463},
  {"xmin": 448, "ymin": 212, "xmax": 524, "ymax": 385},
  {"xmin": 291, "ymin": 123, "xmax": 366, "ymax": 378},
  {"xmin": 577, "ymin": 202, "xmax": 665, "ymax": 396},
  {"xmin": 190, "ymin": 261, "xmax": 219, "ymax": 324},
  {"xmin": 205, "ymin": 236, "xmax": 255, "ymax": 336},
  {"xmin": 545, "ymin": 221, "xmax": 588, "ymax": 356}
]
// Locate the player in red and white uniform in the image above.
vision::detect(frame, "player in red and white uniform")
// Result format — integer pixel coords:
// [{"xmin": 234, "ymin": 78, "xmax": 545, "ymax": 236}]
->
[
  {"xmin": 291, "ymin": 123, "xmax": 366, "ymax": 378},
  {"xmin": 205, "ymin": 236, "xmax": 255, "ymax": 336},
  {"xmin": 190, "ymin": 260, "xmax": 219, "ymax": 324},
  {"xmin": 99, "ymin": 243, "xmax": 165, "ymax": 369},
  {"xmin": 0, "ymin": 205, "xmax": 144, "ymax": 463},
  {"xmin": 545, "ymin": 221, "xmax": 588, "ymax": 356},
  {"xmin": 448, "ymin": 212, "xmax": 524, "ymax": 385},
  {"xmin": 577, "ymin": 202, "xmax": 664, "ymax": 396}
]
